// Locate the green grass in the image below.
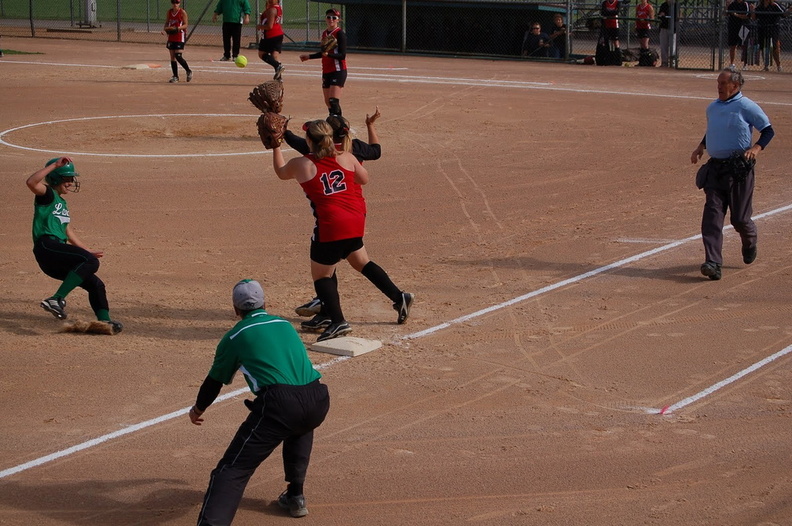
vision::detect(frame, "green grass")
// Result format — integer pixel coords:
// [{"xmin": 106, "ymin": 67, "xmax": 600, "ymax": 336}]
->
[{"xmin": 2, "ymin": 0, "xmax": 337, "ymax": 25}]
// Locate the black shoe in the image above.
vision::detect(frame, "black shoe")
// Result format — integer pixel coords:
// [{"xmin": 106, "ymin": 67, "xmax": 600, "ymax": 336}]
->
[
  {"xmin": 700, "ymin": 262, "xmax": 722, "ymax": 281},
  {"xmin": 106, "ymin": 320, "xmax": 123, "ymax": 334},
  {"xmin": 295, "ymin": 297, "xmax": 322, "ymax": 317},
  {"xmin": 274, "ymin": 64, "xmax": 285, "ymax": 81},
  {"xmin": 301, "ymin": 314, "xmax": 331, "ymax": 331},
  {"xmin": 393, "ymin": 292, "xmax": 414, "ymax": 324},
  {"xmin": 317, "ymin": 321, "xmax": 352, "ymax": 342},
  {"xmin": 186, "ymin": 70, "xmax": 193, "ymax": 82},
  {"xmin": 41, "ymin": 296, "xmax": 67, "ymax": 320},
  {"xmin": 219, "ymin": 56, "xmax": 231, "ymax": 61},
  {"xmin": 742, "ymin": 246, "xmax": 757, "ymax": 264},
  {"xmin": 277, "ymin": 491, "xmax": 308, "ymax": 518}
]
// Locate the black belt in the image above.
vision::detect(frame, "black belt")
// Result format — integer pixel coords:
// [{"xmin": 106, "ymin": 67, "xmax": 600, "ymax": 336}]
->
[{"xmin": 709, "ymin": 157, "xmax": 730, "ymax": 165}]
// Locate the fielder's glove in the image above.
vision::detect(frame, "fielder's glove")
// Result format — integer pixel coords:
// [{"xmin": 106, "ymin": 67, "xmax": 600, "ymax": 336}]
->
[
  {"xmin": 320, "ymin": 34, "xmax": 337, "ymax": 54},
  {"xmin": 257, "ymin": 112, "xmax": 289, "ymax": 149},
  {"xmin": 248, "ymin": 80, "xmax": 284, "ymax": 114}
]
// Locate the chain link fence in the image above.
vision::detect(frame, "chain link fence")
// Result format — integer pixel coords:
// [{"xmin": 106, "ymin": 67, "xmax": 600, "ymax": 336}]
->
[{"xmin": 1, "ymin": 0, "xmax": 790, "ymax": 72}]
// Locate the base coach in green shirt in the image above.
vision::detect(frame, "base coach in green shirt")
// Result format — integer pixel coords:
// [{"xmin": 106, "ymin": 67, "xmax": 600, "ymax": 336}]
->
[{"xmin": 190, "ymin": 279, "xmax": 330, "ymax": 524}]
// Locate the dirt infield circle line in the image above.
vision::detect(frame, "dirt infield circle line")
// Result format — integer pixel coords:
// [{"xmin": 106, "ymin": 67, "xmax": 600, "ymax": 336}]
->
[
  {"xmin": 0, "ymin": 114, "xmax": 267, "ymax": 157},
  {"xmin": 2, "ymin": 198, "xmax": 791, "ymax": 481}
]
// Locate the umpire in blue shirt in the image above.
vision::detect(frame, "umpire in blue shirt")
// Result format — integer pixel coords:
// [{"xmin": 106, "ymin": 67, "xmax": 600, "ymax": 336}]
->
[{"xmin": 690, "ymin": 68, "xmax": 774, "ymax": 281}]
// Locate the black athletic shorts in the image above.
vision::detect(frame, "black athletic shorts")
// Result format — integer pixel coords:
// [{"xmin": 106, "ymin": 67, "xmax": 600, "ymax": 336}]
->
[
  {"xmin": 636, "ymin": 27, "xmax": 650, "ymax": 39},
  {"xmin": 310, "ymin": 236, "xmax": 363, "ymax": 265},
  {"xmin": 602, "ymin": 27, "xmax": 620, "ymax": 42},
  {"xmin": 166, "ymin": 41, "xmax": 186, "ymax": 51},
  {"xmin": 322, "ymin": 70, "xmax": 347, "ymax": 89},
  {"xmin": 258, "ymin": 35, "xmax": 284, "ymax": 53},
  {"xmin": 727, "ymin": 27, "xmax": 744, "ymax": 47}
]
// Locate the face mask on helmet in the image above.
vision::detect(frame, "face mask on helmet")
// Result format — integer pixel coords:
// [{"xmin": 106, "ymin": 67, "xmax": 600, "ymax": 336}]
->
[{"xmin": 45, "ymin": 158, "xmax": 81, "ymax": 193}]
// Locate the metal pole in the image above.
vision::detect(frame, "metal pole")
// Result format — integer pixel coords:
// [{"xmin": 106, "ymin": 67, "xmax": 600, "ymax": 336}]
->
[
  {"xmin": 668, "ymin": 0, "xmax": 676, "ymax": 67},
  {"xmin": 401, "ymin": 0, "xmax": 406, "ymax": 52},
  {"xmin": 146, "ymin": 0, "xmax": 150, "ymax": 33},
  {"xmin": 29, "ymin": 0, "xmax": 36, "ymax": 37},
  {"xmin": 116, "ymin": 0, "xmax": 121, "ymax": 40},
  {"xmin": 187, "ymin": 0, "xmax": 216, "ymax": 43}
]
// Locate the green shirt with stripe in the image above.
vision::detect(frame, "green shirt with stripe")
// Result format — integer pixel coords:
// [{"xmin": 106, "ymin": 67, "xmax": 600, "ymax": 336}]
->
[
  {"xmin": 32, "ymin": 187, "xmax": 70, "ymax": 243},
  {"xmin": 209, "ymin": 309, "xmax": 321, "ymax": 393}
]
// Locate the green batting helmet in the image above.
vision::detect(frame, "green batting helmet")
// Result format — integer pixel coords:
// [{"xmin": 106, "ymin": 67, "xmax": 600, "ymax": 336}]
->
[{"xmin": 44, "ymin": 158, "xmax": 80, "ymax": 192}]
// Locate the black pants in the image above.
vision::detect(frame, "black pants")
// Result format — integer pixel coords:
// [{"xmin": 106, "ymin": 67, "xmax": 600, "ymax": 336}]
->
[
  {"xmin": 221, "ymin": 22, "xmax": 243, "ymax": 59},
  {"xmin": 197, "ymin": 381, "xmax": 330, "ymax": 526},
  {"xmin": 701, "ymin": 161, "xmax": 756, "ymax": 265},
  {"xmin": 33, "ymin": 236, "xmax": 108, "ymax": 313}
]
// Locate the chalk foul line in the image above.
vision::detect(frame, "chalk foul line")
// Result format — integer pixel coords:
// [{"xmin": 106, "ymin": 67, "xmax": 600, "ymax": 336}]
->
[{"xmin": 2, "ymin": 205, "xmax": 791, "ymax": 478}]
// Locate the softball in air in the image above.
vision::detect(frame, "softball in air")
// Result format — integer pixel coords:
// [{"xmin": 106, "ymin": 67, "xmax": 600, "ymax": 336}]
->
[{"xmin": 235, "ymin": 55, "xmax": 248, "ymax": 68}]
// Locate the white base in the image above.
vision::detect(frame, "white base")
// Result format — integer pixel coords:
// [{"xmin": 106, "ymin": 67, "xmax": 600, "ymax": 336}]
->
[{"xmin": 310, "ymin": 336, "xmax": 382, "ymax": 357}]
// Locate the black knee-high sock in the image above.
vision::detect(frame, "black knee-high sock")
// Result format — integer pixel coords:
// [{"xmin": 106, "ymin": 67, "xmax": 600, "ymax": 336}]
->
[
  {"xmin": 175, "ymin": 53, "xmax": 190, "ymax": 73},
  {"xmin": 361, "ymin": 261, "xmax": 401, "ymax": 303},
  {"xmin": 314, "ymin": 277, "xmax": 344, "ymax": 323},
  {"xmin": 261, "ymin": 54, "xmax": 280, "ymax": 69},
  {"xmin": 170, "ymin": 61, "xmax": 178, "ymax": 77},
  {"xmin": 328, "ymin": 97, "xmax": 342, "ymax": 116}
]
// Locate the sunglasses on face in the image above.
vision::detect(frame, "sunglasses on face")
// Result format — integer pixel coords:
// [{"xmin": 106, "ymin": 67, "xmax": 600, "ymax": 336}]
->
[{"xmin": 326, "ymin": 15, "xmax": 339, "ymax": 20}]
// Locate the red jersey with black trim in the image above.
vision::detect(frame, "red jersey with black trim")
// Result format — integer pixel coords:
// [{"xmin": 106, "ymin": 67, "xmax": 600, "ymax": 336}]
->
[
  {"xmin": 602, "ymin": 0, "xmax": 620, "ymax": 28},
  {"xmin": 321, "ymin": 27, "xmax": 347, "ymax": 74},
  {"xmin": 636, "ymin": 3, "xmax": 652, "ymax": 29},
  {"xmin": 166, "ymin": 8, "xmax": 187, "ymax": 43},
  {"xmin": 300, "ymin": 154, "xmax": 366, "ymax": 242},
  {"xmin": 260, "ymin": 5, "xmax": 283, "ymax": 38}
]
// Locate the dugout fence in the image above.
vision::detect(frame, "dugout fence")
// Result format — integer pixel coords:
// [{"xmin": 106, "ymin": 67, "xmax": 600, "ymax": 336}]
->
[{"xmin": 1, "ymin": 0, "xmax": 790, "ymax": 72}]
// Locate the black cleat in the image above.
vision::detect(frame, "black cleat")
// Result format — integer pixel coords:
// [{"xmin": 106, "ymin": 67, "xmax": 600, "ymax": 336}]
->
[
  {"xmin": 277, "ymin": 491, "xmax": 308, "ymax": 518},
  {"xmin": 393, "ymin": 292, "xmax": 414, "ymax": 324},
  {"xmin": 41, "ymin": 296, "xmax": 67, "ymax": 320},
  {"xmin": 301, "ymin": 314, "xmax": 332, "ymax": 331},
  {"xmin": 317, "ymin": 321, "xmax": 351, "ymax": 342},
  {"xmin": 742, "ymin": 246, "xmax": 757, "ymax": 265},
  {"xmin": 700, "ymin": 262, "xmax": 722, "ymax": 281}
]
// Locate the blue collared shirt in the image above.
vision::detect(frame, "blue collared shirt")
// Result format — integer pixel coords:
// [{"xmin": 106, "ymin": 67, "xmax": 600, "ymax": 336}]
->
[{"xmin": 705, "ymin": 92, "xmax": 771, "ymax": 159}]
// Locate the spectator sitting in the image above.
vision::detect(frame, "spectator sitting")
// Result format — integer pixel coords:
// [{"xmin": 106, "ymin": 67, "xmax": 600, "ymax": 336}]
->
[{"xmin": 522, "ymin": 22, "xmax": 551, "ymax": 58}]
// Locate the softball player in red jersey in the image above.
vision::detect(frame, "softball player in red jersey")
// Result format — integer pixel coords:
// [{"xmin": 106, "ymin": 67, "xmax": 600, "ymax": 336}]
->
[
  {"xmin": 272, "ymin": 120, "xmax": 413, "ymax": 342},
  {"xmin": 299, "ymin": 9, "xmax": 347, "ymax": 116},
  {"xmin": 635, "ymin": 0, "xmax": 654, "ymax": 49},
  {"xmin": 163, "ymin": 0, "xmax": 192, "ymax": 83},
  {"xmin": 257, "ymin": 0, "xmax": 285, "ymax": 79}
]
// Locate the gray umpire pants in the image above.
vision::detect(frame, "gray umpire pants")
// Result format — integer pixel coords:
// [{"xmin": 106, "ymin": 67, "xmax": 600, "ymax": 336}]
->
[
  {"xmin": 197, "ymin": 381, "xmax": 330, "ymax": 526},
  {"xmin": 701, "ymin": 160, "xmax": 757, "ymax": 266}
]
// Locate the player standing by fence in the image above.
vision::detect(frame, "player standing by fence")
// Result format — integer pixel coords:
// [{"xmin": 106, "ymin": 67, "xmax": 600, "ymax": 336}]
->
[
  {"xmin": 163, "ymin": 0, "xmax": 192, "ymax": 83},
  {"xmin": 257, "ymin": 0, "xmax": 285, "ymax": 80}
]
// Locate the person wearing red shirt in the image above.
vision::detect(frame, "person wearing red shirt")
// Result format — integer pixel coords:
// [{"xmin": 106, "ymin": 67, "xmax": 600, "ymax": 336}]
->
[
  {"xmin": 635, "ymin": 0, "xmax": 655, "ymax": 50},
  {"xmin": 162, "ymin": 0, "xmax": 192, "ymax": 83},
  {"xmin": 257, "ymin": 0, "xmax": 285, "ymax": 80},
  {"xmin": 272, "ymin": 120, "xmax": 414, "ymax": 342},
  {"xmin": 299, "ymin": 9, "xmax": 347, "ymax": 117}
]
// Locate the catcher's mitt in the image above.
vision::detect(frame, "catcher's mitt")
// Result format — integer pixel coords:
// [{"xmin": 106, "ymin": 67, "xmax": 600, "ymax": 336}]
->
[
  {"xmin": 248, "ymin": 80, "xmax": 284, "ymax": 114},
  {"xmin": 320, "ymin": 34, "xmax": 337, "ymax": 53},
  {"xmin": 257, "ymin": 112, "xmax": 289, "ymax": 149}
]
